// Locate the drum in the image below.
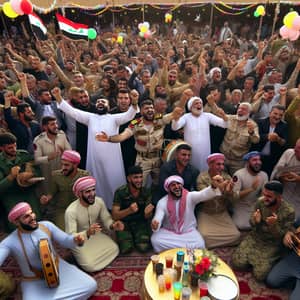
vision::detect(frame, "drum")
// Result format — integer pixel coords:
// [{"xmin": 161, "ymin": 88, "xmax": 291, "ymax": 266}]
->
[
  {"xmin": 162, "ymin": 140, "xmax": 190, "ymax": 162},
  {"xmin": 207, "ymin": 274, "xmax": 238, "ymax": 300}
]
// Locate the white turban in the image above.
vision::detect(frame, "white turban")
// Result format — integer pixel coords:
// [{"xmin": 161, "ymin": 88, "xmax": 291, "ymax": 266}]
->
[
  {"xmin": 164, "ymin": 175, "xmax": 184, "ymax": 192},
  {"xmin": 208, "ymin": 67, "xmax": 221, "ymax": 79}
]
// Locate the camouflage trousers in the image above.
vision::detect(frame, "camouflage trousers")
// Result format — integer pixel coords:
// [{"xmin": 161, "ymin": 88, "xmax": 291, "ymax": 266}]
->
[
  {"xmin": 0, "ymin": 270, "xmax": 15, "ymax": 299},
  {"xmin": 231, "ymin": 234, "xmax": 281, "ymax": 281},
  {"xmin": 116, "ymin": 221, "xmax": 152, "ymax": 254}
]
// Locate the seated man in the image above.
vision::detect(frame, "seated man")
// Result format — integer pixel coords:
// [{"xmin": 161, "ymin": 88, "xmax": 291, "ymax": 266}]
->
[
  {"xmin": 197, "ymin": 153, "xmax": 240, "ymax": 249},
  {"xmin": 0, "ymin": 202, "xmax": 97, "ymax": 300},
  {"xmin": 65, "ymin": 176, "xmax": 124, "ymax": 272},
  {"xmin": 156, "ymin": 143, "xmax": 199, "ymax": 204},
  {"xmin": 266, "ymin": 220, "xmax": 300, "ymax": 300},
  {"xmin": 40, "ymin": 150, "xmax": 89, "ymax": 229},
  {"xmin": 151, "ymin": 175, "xmax": 224, "ymax": 253},
  {"xmin": 231, "ymin": 181, "xmax": 295, "ymax": 281},
  {"xmin": 232, "ymin": 151, "xmax": 268, "ymax": 230},
  {"xmin": 112, "ymin": 165, "xmax": 154, "ymax": 254}
]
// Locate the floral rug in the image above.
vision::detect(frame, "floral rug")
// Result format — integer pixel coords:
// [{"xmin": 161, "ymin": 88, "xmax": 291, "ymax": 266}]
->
[{"xmin": 1, "ymin": 246, "xmax": 291, "ymax": 299}]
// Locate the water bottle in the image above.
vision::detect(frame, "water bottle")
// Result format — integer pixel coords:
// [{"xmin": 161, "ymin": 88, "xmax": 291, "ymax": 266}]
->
[{"xmin": 182, "ymin": 261, "xmax": 189, "ymax": 287}]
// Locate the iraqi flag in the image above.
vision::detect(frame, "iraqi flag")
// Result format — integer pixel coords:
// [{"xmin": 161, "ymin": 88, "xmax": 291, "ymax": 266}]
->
[
  {"xmin": 28, "ymin": 13, "xmax": 47, "ymax": 40},
  {"xmin": 56, "ymin": 13, "xmax": 88, "ymax": 40}
]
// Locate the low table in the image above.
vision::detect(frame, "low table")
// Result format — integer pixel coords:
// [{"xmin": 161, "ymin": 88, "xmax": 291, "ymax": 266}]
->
[{"xmin": 143, "ymin": 248, "xmax": 239, "ymax": 300}]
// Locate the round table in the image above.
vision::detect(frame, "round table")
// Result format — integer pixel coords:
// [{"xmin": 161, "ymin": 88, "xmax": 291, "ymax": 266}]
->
[{"xmin": 143, "ymin": 248, "xmax": 239, "ymax": 300}]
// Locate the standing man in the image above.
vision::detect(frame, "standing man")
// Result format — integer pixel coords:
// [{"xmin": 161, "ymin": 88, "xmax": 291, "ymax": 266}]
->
[
  {"xmin": 251, "ymin": 104, "xmax": 288, "ymax": 177},
  {"xmin": 220, "ymin": 102, "xmax": 260, "ymax": 175},
  {"xmin": 0, "ymin": 133, "xmax": 41, "ymax": 232},
  {"xmin": 33, "ymin": 116, "xmax": 71, "ymax": 194},
  {"xmin": 151, "ymin": 175, "xmax": 224, "ymax": 253},
  {"xmin": 97, "ymin": 99, "xmax": 183, "ymax": 186},
  {"xmin": 196, "ymin": 153, "xmax": 240, "ymax": 249},
  {"xmin": 172, "ymin": 96, "xmax": 227, "ymax": 172},
  {"xmin": 52, "ymin": 87, "xmax": 139, "ymax": 209},
  {"xmin": 232, "ymin": 151, "xmax": 268, "ymax": 230},
  {"xmin": 156, "ymin": 143, "xmax": 199, "ymax": 203},
  {"xmin": 40, "ymin": 150, "xmax": 89, "ymax": 229},
  {"xmin": 231, "ymin": 181, "xmax": 295, "ymax": 281},
  {"xmin": 0, "ymin": 202, "xmax": 97, "ymax": 299},
  {"xmin": 112, "ymin": 166, "xmax": 154, "ymax": 254},
  {"xmin": 65, "ymin": 176, "xmax": 124, "ymax": 272}
]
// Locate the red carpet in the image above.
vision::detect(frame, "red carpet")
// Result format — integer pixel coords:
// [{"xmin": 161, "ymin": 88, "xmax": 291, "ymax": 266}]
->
[{"xmin": 1, "ymin": 247, "xmax": 290, "ymax": 299}]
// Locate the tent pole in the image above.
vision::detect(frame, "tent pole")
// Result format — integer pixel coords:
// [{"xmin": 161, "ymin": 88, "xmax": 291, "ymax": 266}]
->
[
  {"xmin": 271, "ymin": 1, "xmax": 280, "ymax": 37},
  {"xmin": 209, "ymin": 3, "xmax": 214, "ymax": 38}
]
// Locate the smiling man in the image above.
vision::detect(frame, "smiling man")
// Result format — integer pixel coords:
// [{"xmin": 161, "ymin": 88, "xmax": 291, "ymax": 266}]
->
[
  {"xmin": 231, "ymin": 180, "xmax": 295, "ymax": 281},
  {"xmin": 0, "ymin": 202, "xmax": 97, "ymax": 300},
  {"xmin": 150, "ymin": 174, "xmax": 225, "ymax": 252},
  {"xmin": 112, "ymin": 165, "xmax": 154, "ymax": 254}
]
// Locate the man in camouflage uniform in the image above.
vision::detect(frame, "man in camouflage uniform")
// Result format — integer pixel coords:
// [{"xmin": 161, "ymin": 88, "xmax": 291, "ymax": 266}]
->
[
  {"xmin": 98, "ymin": 99, "xmax": 183, "ymax": 185},
  {"xmin": 112, "ymin": 166, "xmax": 154, "ymax": 254},
  {"xmin": 231, "ymin": 180, "xmax": 295, "ymax": 281},
  {"xmin": 220, "ymin": 102, "xmax": 260, "ymax": 175},
  {"xmin": 0, "ymin": 133, "xmax": 41, "ymax": 232}
]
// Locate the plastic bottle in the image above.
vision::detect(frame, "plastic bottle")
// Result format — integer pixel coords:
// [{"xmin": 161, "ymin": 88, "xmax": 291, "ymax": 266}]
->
[{"xmin": 182, "ymin": 261, "xmax": 189, "ymax": 287}]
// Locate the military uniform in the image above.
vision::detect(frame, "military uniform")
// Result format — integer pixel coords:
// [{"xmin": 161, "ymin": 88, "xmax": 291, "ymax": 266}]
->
[
  {"xmin": 113, "ymin": 184, "xmax": 152, "ymax": 253},
  {"xmin": 220, "ymin": 115, "xmax": 260, "ymax": 175},
  {"xmin": 231, "ymin": 199, "xmax": 295, "ymax": 281},
  {"xmin": 47, "ymin": 168, "xmax": 89, "ymax": 229},
  {"xmin": 0, "ymin": 150, "xmax": 41, "ymax": 232},
  {"xmin": 33, "ymin": 130, "xmax": 71, "ymax": 194},
  {"xmin": 196, "ymin": 171, "xmax": 240, "ymax": 249},
  {"xmin": 129, "ymin": 113, "xmax": 173, "ymax": 185}
]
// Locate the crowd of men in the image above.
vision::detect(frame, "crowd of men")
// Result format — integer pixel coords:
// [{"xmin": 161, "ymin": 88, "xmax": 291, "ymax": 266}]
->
[{"xmin": 0, "ymin": 18, "xmax": 300, "ymax": 299}]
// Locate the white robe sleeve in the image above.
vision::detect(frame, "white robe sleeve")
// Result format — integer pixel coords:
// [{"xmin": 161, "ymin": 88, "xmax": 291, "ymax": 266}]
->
[
  {"xmin": 208, "ymin": 113, "xmax": 227, "ymax": 128},
  {"xmin": 188, "ymin": 186, "xmax": 221, "ymax": 205},
  {"xmin": 152, "ymin": 198, "xmax": 166, "ymax": 232},
  {"xmin": 113, "ymin": 105, "xmax": 139, "ymax": 126},
  {"xmin": 171, "ymin": 114, "xmax": 187, "ymax": 130},
  {"xmin": 58, "ymin": 100, "xmax": 91, "ymax": 126},
  {"xmin": 0, "ymin": 239, "xmax": 10, "ymax": 266}
]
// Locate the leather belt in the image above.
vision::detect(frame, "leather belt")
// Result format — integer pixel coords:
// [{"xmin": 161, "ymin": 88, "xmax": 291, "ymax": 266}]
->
[{"xmin": 137, "ymin": 151, "xmax": 160, "ymax": 159}]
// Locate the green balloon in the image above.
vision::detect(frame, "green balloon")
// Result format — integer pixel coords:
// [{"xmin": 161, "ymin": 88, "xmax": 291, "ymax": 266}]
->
[
  {"xmin": 88, "ymin": 28, "xmax": 97, "ymax": 40},
  {"xmin": 254, "ymin": 11, "xmax": 259, "ymax": 17}
]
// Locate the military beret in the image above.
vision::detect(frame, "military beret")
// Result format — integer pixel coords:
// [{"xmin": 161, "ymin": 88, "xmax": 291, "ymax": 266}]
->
[{"xmin": 264, "ymin": 180, "xmax": 283, "ymax": 194}]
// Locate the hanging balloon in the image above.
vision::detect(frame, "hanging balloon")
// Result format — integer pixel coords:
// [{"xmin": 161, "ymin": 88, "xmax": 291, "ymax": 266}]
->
[
  {"xmin": 256, "ymin": 5, "xmax": 265, "ymax": 16},
  {"xmin": 283, "ymin": 11, "xmax": 299, "ymax": 29},
  {"xmin": 292, "ymin": 16, "xmax": 300, "ymax": 31},
  {"xmin": 3, "ymin": 2, "xmax": 19, "ymax": 18},
  {"xmin": 140, "ymin": 25, "xmax": 147, "ymax": 33},
  {"xmin": 117, "ymin": 35, "xmax": 123, "ymax": 44},
  {"xmin": 144, "ymin": 30, "xmax": 152, "ymax": 39},
  {"xmin": 288, "ymin": 29, "xmax": 300, "ymax": 41},
  {"xmin": 254, "ymin": 11, "xmax": 259, "ymax": 18},
  {"xmin": 139, "ymin": 31, "xmax": 145, "ymax": 38},
  {"xmin": 20, "ymin": 0, "xmax": 33, "ymax": 14},
  {"xmin": 138, "ymin": 23, "xmax": 143, "ymax": 30},
  {"xmin": 10, "ymin": 0, "xmax": 24, "ymax": 15},
  {"xmin": 88, "ymin": 28, "xmax": 97, "ymax": 40},
  {"xmin": 279, "ymin": 25, "xmax": 290, "ymax": 39}
]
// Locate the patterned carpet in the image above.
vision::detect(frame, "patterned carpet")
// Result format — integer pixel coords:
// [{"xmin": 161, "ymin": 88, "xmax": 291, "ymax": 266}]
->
[{"xmin": 0, "ymin": 240, "xmax": 291, "ymax": 300}]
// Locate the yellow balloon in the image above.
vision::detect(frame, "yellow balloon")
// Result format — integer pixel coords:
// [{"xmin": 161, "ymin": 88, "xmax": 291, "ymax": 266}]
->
[
  {"xmin": 140, "ymin": 26, "xmax": 147, "ymax": 33},
  {"xmin": 117, "ymin": 36, "xmax": 123, "ymax": 44},
  {"xmin": 284, "ymin": 11, "xmax": 298, "ymax": 29},
  {"xmin": 3, "ymin": 2, "xmax": 18, "ymax": 18}
]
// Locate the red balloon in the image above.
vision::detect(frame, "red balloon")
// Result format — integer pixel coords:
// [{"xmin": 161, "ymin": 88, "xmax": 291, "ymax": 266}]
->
[{"xmin": 20, "ymin": 0, "xmax": 33, "ymax": 15}]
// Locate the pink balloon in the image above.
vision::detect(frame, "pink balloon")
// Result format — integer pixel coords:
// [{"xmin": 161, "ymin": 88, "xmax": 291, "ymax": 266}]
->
[
  {"xmin": 10, "ymin": 0, "xmax": 24, "ymax": 15},
  {"xmin": 144, "ymin": 30, "xmax": 152, "ymax": 39},
  {"xmin": 288, "ymin": 29, "xmax": 300, "ymax": 41},
  {"xmin": 292, "ymin": 16, "xmax": 300, "ymax": 31},
  {"xmin": 279, "ymin": 26, "xmax": 290, "ymax": 39}
]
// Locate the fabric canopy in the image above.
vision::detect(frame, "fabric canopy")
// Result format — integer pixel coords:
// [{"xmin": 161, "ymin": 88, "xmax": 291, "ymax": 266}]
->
[{"xmin": 0, "ymin": 0, "xmax": 293, "ymax": 9}]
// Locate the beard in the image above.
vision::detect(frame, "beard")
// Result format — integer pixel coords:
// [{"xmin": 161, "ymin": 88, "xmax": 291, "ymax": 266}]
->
[
  {"xmin": 24, "ymin": 115, "xmax": 34, "ymax": 122},
  {"xmin": 62, "ymin": 167, "xmax": 74, "ymax": 176},
  {"xmin": 143, "ymin": 113, "xmax": 154, "ymax": 121},
  {"xmin": 237, "ymin": 113, "xmax": 249, "ymax": 121},
  {"xmin": 170, "ymin": 189, "xmax": 182, "ymax": 199},
  {"xmin": 185, "ymin": 68, "xmax": 192, "ymax": 75},
  {"xmin": 249, "ymin": 163, "xmax": 261, "ymax": 174},
  {"xmin": 82, "ymin": 193, "xmax": 95, "ymax": 205},
  {"xmin": 20, "ymin": 221, "xmax": 38, "ymax": 231},
  {"xmin": 155, "ymin": 91, "xmax": 167, "ymax": 99},
  {"xmin": 95, "ymin": 106, "xmax": 108, "ymax": 115},
  {"xmin": 191, "ymin": 107, "xmax": 202, "ymax": 116}
]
